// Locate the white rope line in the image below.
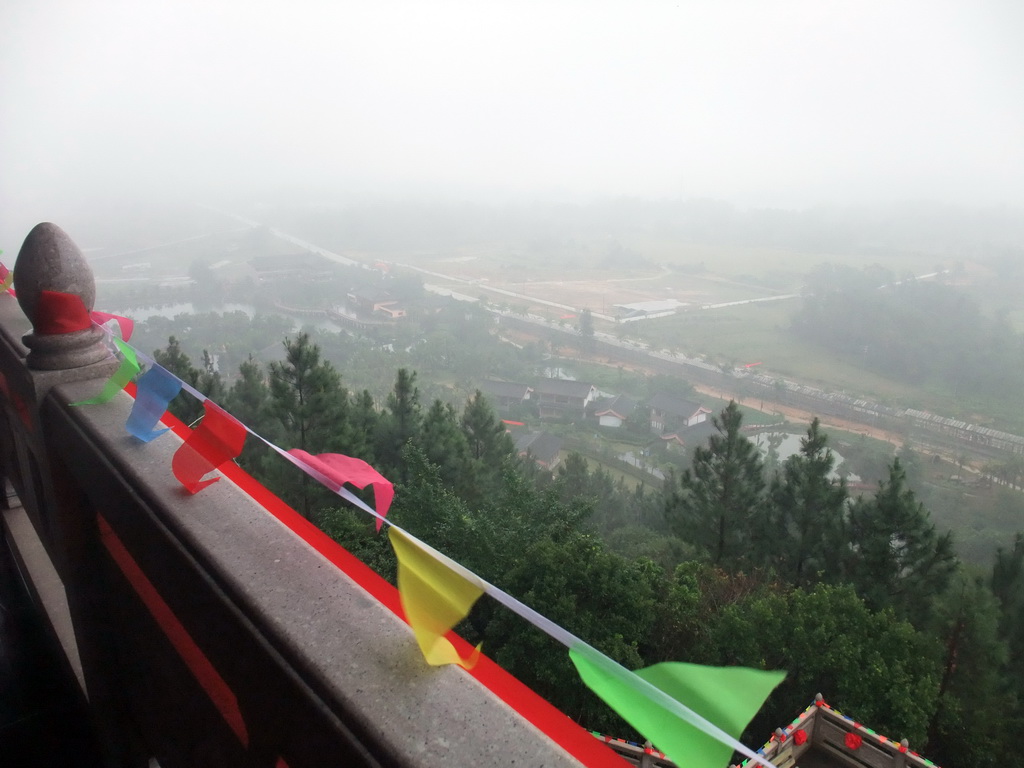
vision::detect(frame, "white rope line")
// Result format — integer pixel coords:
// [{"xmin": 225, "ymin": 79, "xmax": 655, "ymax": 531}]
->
[{"xmin": 92, "ymin": 317, "xmax": 780, "ymax": 768}]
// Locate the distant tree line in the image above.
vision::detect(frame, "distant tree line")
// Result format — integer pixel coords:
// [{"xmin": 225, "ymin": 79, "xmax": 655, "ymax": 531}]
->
[
  {"xmin": 791, "ymin": 265, "xmax": 1024, "ymax": 422},
  {"xmin": 134, "ymin": 301, "xmax": 548, "ymax": 412},
  {"xmin": 156, "ymin": 334, "xmax": 1024, "ymax": 767}
]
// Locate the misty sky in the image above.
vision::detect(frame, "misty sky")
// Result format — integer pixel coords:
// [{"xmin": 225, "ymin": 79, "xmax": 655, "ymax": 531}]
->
[{"xmin": 2, "ymin": 0, "xmax": 1023, "ymax": 244}]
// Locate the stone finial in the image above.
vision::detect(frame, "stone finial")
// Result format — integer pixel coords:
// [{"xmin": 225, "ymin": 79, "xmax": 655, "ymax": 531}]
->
[{"xmin": 14, "ymin": 222, "xmax": 110, "ymax": 370}]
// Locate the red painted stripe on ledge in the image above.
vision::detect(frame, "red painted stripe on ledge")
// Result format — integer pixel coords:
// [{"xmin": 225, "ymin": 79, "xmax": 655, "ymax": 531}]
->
[
  {"xmin": 138, "ymin": 387, "xmax": 625, "ymax": 768},
  {"xmin": 96, "ymin": 512, "xmax": 250, "ymax": 746}
]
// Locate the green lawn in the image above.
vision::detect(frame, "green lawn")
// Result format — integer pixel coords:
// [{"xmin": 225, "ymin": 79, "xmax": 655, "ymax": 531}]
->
[{"xmin": 562, "ymin": 451, "xmax": 660, "ymax": 493}]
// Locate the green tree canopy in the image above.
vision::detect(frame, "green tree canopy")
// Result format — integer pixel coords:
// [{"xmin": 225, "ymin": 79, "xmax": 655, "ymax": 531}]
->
[
  {"xmin": 664, "ymin": 401, "xmax": 766, "ymax": 567},
  {"xmin": 376, "ymin": 368, "xmax": 422, "ymax": 478},
  {"xmin": 767, "ymin": 418, "xmax": 848, "ymax": 585},
  {"xmin": 153, "ymin": 335, "xmax": 203, "ymax": 424},
  {"xmin": 845, "ymin": 457, "xmax": 957, "ymax": 622},
  {"xmin": 263, "ymin": 333, "xmax": 354, "ymax": 517},
  {"xmin": 924, "ymin": 574, "xmax": 1012, "ymax": 768},
  {"xmin": 224, "ymin": 353, "xmax": 272, "ymax": 471}
]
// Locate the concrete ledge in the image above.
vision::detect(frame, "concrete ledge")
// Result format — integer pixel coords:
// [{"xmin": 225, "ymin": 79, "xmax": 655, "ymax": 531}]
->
[{"xmin": 43, "ymin": 378, "xmax": 589, "ymax": 767}]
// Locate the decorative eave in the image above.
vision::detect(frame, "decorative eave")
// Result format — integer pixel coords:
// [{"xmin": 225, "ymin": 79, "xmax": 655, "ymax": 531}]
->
[{"xmin": 735, "ymin": 694, "xmax": 942, "ymax": 768}]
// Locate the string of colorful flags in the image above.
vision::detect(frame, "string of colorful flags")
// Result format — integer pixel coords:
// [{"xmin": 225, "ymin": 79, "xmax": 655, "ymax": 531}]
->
[{"xmin": 2, "ymin": 272, "xmax": 786, "ymax": 768}]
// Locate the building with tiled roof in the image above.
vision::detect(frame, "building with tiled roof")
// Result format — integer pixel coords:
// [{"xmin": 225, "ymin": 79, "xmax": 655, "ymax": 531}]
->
[
  {"xmin": 591, "ymin": 394, "xmax": 638, "ymax": 428},
  {"xmin": 534, "ymin": 378, "xmax": 598, "ymax": 420},
  {"xmin": 514, "ymin": 431, "xmax": 564, "ymax": 471},
  {"xmin": 648, "ymin": 393, "xmax": 711, "ymax": 434},
  {"xmin": 479, "ymin": 380, "xmax": 533, "ymax": 411}
]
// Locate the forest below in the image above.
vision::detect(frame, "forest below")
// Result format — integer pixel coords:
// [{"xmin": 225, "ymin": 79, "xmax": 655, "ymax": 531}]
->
[{"xmin": 151, "ymin": 331, "xmax": 1024, "ymax": 768}]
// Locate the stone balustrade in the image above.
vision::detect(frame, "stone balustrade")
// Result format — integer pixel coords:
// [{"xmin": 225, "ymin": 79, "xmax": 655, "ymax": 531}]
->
[{"xmin": 0, "ymin": 223, "xmax": 611, "ymax": 768}]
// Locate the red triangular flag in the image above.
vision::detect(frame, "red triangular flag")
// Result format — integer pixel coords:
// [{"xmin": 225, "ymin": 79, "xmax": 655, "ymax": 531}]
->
[
  {"xmin": 90, "ymin": 310, "xmax": 134, "ymax": 341},
  {"xmin": 172, "ymin": 401, "xmax": 247, "ymax": 493}
]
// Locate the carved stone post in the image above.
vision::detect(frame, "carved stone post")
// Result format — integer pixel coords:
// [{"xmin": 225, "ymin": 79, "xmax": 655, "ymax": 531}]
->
[
  {"xmin": 1, "ymin": 221, "xmax": 119, "ymax": 574},
  {"xmin": 2, "ymin": 223, "xmax": 137, "ymax": 764},
  {"xmin": 14, "ymin": 222, "xmax": 111, "ymax": 370},
  {"xmin": 893, "ymin": 738, "xmax": 910, "ymax": 768},
  {"xmin": 639, "ymin": 741, "xmax": 655, "ymax": 768}
]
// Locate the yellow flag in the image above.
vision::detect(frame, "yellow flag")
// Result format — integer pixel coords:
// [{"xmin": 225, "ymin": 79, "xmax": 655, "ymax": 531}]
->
[{"xmin": 389, "ymin": 527, "xmax": 485, "ymax": 668}]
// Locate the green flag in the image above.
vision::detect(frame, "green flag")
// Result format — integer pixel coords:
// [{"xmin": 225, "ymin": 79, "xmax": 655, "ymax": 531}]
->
[
  {"xmin": 71, "ymin": 338, "xmax": 140, "ymax": 406},
  {"xmin": 569, "ymin": 645, "xmax": 784, "ymax": 768}
]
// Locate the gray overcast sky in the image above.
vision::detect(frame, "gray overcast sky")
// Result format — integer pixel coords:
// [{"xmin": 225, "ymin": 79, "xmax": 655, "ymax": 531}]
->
[{"xmin": 2, "ymin": 0, "xmax": 1023, "ymax": 239}]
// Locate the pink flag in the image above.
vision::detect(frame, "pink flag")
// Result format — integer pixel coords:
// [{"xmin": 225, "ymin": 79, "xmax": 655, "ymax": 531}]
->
[
  {"xmin": 287, "ymin": 449, "xmax": 394, "ymax": 531},
  {"xmin": 172, "ymin": 401, "xmax": 247, "ymax": 493}
]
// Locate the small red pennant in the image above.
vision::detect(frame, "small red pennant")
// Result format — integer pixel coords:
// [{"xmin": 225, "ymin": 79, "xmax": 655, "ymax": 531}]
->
[
  {"xmin": 34, "ymin": 290, "xmax": 92, "ymax": 334},
  {"xmin": 172, "ymin": 401, "xmax": 247, "ymax": 493}
]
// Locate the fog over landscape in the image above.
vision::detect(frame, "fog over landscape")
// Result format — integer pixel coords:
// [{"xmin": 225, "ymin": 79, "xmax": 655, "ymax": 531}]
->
[
  {"xmin": 9, "ymin": 4, "xmax": 1024, "ymax": 764},
  {"xmin": 3, "ymin": 0, "xmax": 1024, "ymax": 243}
]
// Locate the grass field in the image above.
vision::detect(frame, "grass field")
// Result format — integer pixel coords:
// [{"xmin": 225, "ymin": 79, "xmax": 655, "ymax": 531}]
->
[
  {"xmin": 408, "ymin": 235, "xmax": 960, "ymax": 416},
  {"xmin": 625, "ymin": 238, "xmax": 945, "ymax": 278},
  {"xmin": 564, "ymin": 452, "xmax": 654, "ymax": 492},
  {"xmin": 625, "ymin": 301, "xmax": 965, "ymax": 416}
]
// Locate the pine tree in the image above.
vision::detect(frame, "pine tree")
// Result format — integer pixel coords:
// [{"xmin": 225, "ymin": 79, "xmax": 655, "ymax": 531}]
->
[
  {"xmin": 992, "ymin": 534, "xmax": 1024, "ymax": 760},
  {"xmin": 153, "ymin": 335, "xmax": 203, "ymax": 425},
  {"xmin": 460, "ymin": 390, "xmax": 514, "ymax": 505},
  {"xmin": 556, "ymin": 452, "xmax": 592, "ymax": 503},
  {"xmin": 924, "ymin": 574, "xmax": 1012, "ymax": 768},
  {"xmin": 664, "ymin": 401, "xmax": 766, "ymax": 567},
  {"xmin": 225, "ymin": 355, "xmax": 270, "ymax": 429},
  {"xmin": 991, "ymin": 533, "xmax": 1024, "ymax": 697},
  {"xmin": 224, "ymin": 354, "xmax": 272, "ymax": 472},
  {"xmin": 376, "ymin": 368, "xmax": 422, "ymax": 478},
  {"xmin": 263, "ymin": 333, "xmax": 353, "ymax": 517},
  {"xmin": 846, "ymin": 457, "xmax": 957, "ymax": 621},
  {"xmin": 198, "ymin": 349, "xmax": 225, "ymax": 406},
  {"xmin": 768, "ymin": 418, "xmax": 848, "ymax": 584},
  {"xmin": 268, "ymin": 333, "xmax": 350, "ymax": 452},
  {"xmin": 418, "ymin": 399, "xmax": 471, "ymax": 490},
  {"xmin": 348, "ymin": 389, "xmax": 379, "ymax": 464},
  {"xmin": 461, "ymin": 390, "xmax": 511, "ymax": 463}
]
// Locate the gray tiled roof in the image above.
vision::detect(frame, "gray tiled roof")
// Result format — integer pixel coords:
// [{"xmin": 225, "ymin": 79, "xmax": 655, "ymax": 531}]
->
[
  {"xmin": 533, "ymin": 378, "xmax": 595, "ymax": 398},
  {"xmin": 649, "ymin": 392, "xmax": 705, "ymax": 418},
  {"xmin": 480, "ymin": 380, "xmax": 532, "ymax": 399},
  {"xmin": 514, "ymin": 431, "xmax": 563, "ymax": 465},
  {"xmin": 593, "ymin": 394, "xmax": 637, "ymax": 418}
]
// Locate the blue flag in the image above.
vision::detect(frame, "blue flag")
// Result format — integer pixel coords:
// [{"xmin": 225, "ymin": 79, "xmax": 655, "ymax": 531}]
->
[{"xmin": 127, "ymin": 365, "xmax": 182, "ymax": 441}]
